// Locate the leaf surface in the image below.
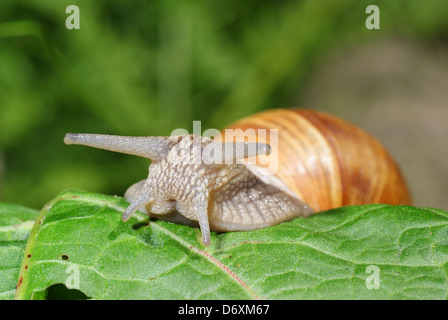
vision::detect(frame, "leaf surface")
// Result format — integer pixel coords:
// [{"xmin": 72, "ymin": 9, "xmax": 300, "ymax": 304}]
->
[
  {"xmin": 15, "ymin": 190, "xmax": 448, "ymax": 299},
  {"xmin": 0, "ymin": 203, "xmax": 38, "ymax": 300}
]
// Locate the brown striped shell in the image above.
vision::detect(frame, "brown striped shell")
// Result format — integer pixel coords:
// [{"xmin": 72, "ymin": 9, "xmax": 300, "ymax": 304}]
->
[{"xmin": 220, "ymin": 108, "xmax": 411, "ymax": 212}]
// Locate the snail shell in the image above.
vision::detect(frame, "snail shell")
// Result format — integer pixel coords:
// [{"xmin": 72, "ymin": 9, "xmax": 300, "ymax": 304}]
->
[
  {"xmin": 64, "ymin": 108, "xmax": 411, "ymax": 246},
  {"xmin": 222, "ymin": 108, "xmax": 411, "ymax": 211}
]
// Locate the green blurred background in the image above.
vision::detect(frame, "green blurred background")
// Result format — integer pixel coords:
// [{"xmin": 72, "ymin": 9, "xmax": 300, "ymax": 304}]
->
[{"xmin": 0, "ymin": 0, "xmax": 447, "ymax": 211}]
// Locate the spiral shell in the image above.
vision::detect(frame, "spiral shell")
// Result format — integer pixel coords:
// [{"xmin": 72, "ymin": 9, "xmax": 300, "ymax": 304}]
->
[{"xmin": 221, "ymin": 108, "xmax": 411, "ymax": 212}]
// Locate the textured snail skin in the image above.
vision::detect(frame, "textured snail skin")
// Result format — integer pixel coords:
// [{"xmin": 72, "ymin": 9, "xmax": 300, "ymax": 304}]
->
[
  {"xmin": 64, "ymin": 131, "xmax": 312, "ymax": 246},
  {"xmin": 223, "ymin": 109, "xmax": 412, "ymax": 212},
  {"xmin": 64, "ymin": 108, "xmax": 411, "ymax": 246}
]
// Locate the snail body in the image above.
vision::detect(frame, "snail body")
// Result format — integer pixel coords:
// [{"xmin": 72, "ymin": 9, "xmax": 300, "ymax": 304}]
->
[{"xmin": 64, "ymin": 108, "xmax": 411, "ymax": 246}]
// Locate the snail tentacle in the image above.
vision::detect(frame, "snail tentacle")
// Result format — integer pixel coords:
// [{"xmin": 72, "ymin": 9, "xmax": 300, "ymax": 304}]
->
[
  {"xmin": 64, "ymin": 133, "xmax": 176, "ymax": 161},
  {"xmin": 121, "ymin": 181, "xmax": 154, "ymax": 222},
  {"xmin": 191, "ymin": 193, "xmax": 211, "ymax": 246}
]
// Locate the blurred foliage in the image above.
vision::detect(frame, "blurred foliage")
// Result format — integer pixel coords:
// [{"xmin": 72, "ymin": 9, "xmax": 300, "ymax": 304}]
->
[{"xmin": 0, "ymin": 0, "xmax": 447, "ymax": 209}]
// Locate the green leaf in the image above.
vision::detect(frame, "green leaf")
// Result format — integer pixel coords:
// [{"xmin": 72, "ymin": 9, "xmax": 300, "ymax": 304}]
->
[
  {"xmin": 0, "ymin": 202, "xmax": 38, "ymax": 300},
  {"xmin": 15, "ymin": 190, "xmax": 448, "ymax": 299}
]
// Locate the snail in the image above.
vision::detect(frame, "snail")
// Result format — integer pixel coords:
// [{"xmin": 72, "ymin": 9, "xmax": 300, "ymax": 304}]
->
[{"xmin": 64, "ymin": 108, "xmax": 411, "ymax": 246}]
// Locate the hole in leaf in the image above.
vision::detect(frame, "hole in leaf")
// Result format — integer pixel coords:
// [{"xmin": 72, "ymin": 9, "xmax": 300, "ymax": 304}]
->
[
  {"xmin": 45, "ymin": 283, "xmax": 90, "ymax": 300},
  {"xmin": 60, "ymin": 254, "xmax": 69, "ymax": 261},
  {"xmin": 132, "ymin": 221, "xmax": 150, "ymax": 230}
]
